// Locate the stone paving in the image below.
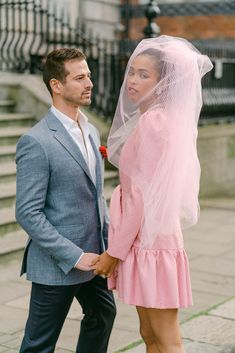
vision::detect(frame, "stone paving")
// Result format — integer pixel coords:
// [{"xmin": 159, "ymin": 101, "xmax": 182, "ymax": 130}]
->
[{"xmin": 0, "ymin": 198, "xmax": 235, "ymax": 353}]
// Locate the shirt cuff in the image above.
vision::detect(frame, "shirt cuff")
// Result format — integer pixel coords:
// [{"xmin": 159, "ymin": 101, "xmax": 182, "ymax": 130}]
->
[{"xmin": 74, "ymin": 252, "xmax": 85, "ymax": 268}]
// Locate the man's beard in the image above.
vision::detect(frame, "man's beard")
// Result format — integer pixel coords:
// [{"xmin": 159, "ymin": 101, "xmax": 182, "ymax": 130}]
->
[
  {"xmin": 65, "ymin": 94, "xmax": 91, "ymax": 107},
  {"xmin": 80, "ymin": 96, "xmax": 92, "ymax": 106}
]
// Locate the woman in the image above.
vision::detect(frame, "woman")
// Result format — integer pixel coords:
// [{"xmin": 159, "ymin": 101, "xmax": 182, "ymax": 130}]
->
[{"xmin": 93, "ymin": 35, "xmax": 213, "ymax": 353}]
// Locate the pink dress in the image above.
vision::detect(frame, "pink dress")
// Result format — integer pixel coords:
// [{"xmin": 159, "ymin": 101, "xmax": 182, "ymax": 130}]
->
[{"xmin": 107, "ymin": 114, "xmax": 193, "ymax": 309}]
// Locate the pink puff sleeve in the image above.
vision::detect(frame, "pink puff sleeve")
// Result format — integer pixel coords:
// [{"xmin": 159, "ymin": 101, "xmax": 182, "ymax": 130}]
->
[{"xmin": 107, "ymin": 180, "xmax": 143, "ymax": 261}]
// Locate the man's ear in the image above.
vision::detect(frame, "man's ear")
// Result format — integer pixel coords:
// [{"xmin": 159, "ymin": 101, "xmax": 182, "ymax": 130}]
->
[{"xmin": 50, "ymin": 78, "xmax": 62, "ymax": 95}]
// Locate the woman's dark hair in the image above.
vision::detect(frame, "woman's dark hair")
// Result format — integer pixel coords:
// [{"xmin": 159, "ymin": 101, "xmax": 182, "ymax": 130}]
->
[{"xmin": 137, "ymin": 48, "xmax": 164, "ymax": 74}]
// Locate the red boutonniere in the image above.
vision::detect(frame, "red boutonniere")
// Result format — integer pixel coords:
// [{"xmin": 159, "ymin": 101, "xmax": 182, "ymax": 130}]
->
[{"xmin": 99, "ymin": 146, "xmax": 108, "ymax": 159}]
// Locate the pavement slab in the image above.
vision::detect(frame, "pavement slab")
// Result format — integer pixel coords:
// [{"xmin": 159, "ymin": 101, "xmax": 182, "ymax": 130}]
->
[
  {"xmin": 127, "ymin": 340, "xmax": 234, "ymax": 353},
  {"xmin": 184, "ymin": 237, "xmax": 234, "ymax": 256},
  {"xmin": 222, "ymin": 249, "xmax": 235, "ymax": 261},
  {"xmin": 0, "ymin": 305, "xmax": 28, "ymax": 334},
  {"xmin": 6, "ymin": 293, "xmax": 86, "ymax": 322},
  {"xmin": 0, "ymin": 335, "xmax": 14, "ymax": 345},
  {"xmin": 211, "ymin": 297, "xmax": 235, "ymax": 320},
  {"xmin": 0, "ymin": 336, "xmax": 22, "ymax": 350},
  {"xmin": 185, "ymin": 227, "xmax": 235, "ymax": 244},
  {"xmin": 183, "ymin": 340, "xmax": 234, "ymax": 353},
  {"xmin": 190, "ymin": 270, "xmax": 235, "ymax": 297},
  {"xmin": 0, "ymin": 203, "xmax": 235, "ymax": 352},
  {"xmin": 0, "ymin": 281, "xmax": 29, "ymax": 304},
  {"xmin": 182, "ymin": 290, "xmax": 225, "ymax": 316},
  {"xmin": 189, "ymin": 255, "xmax": 235, "ymax": 277},
  {"xmin": 182, "ymin": 315, "xmax": 235, "ymax": 346}
]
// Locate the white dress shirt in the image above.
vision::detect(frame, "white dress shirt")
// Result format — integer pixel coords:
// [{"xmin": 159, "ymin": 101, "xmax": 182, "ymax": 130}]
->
[
  {"xmin": 51, "ymin": 105, "xmax": 96, "ymax": 185},
  {"xmin": 51, "ymin": 105, "xmax": 97, "ymax": 266}
]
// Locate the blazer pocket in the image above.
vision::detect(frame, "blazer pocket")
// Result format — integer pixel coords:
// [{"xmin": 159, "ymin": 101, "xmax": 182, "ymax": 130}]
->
[{"xmin": 55, "ymin": 224, "xmax": 85, "ymax": 242}]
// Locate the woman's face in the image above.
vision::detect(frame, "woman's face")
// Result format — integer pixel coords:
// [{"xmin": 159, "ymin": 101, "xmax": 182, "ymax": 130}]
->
[{"xmin": 126, "ymin": 54, "xmax": 160, "ymax": 103}]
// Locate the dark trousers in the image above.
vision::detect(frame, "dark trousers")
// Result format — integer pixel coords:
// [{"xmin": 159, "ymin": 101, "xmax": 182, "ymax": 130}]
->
[{"xmin": 19, "ymin": 276, "xmax": 116, "ymax": 353}]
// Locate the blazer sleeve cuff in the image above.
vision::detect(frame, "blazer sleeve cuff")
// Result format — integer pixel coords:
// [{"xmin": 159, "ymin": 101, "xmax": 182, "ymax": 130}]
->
[{"xmin": 57, "ymin": 246, "xmax": 84, "ymax": 275}]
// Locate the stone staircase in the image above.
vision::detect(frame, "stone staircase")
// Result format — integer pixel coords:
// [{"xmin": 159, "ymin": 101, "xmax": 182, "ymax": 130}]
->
[
  {"xmin": 0, "ymin": 93, "xmax": 118, "ymax": 257},
  {"xmin": 0, "ymin": 99, "xmax": 35, "ymax": 255}
]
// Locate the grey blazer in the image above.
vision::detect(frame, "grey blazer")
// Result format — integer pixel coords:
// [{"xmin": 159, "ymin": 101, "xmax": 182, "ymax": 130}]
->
[{"xmin": 15, "ymin": 109, "xmax": 109, "ymax": 285}]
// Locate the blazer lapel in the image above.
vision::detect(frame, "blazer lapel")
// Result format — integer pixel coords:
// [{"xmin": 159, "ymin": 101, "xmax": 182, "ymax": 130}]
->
[
  {"xmin": 89, "ymin": 134, "xmax": 102, "ymax": 195},
  {"xmin": 46, "ymin": 111, "xmax": 92, "ymax": 181}
]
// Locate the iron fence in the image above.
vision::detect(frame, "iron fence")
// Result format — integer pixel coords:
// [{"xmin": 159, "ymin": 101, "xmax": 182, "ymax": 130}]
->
[
  {"xmin": 0, "ymin": 0, "xmax": 235, "ymax": 122},
  {"xmin": 0, "ymin": 0, "xmax": 129, "ymax": 119},
  {"xmin": 194, "ymin": 43, "xmax": 235, "ymax": 122}
]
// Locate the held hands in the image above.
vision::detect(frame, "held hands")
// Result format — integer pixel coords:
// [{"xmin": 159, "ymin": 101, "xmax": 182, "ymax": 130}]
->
[
  {"xmin": 91, "ymin": 251, "xmax": 118, "ymax": 278},
  {"xmin": 75, "ymin": 253, "xmax": 100, "ymax": 271}
]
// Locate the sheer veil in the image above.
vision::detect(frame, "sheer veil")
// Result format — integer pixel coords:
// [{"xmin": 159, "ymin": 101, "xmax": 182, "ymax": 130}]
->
[{"xmin": 108, "ymin": 35, "xmax": 213, "ymax": 247}]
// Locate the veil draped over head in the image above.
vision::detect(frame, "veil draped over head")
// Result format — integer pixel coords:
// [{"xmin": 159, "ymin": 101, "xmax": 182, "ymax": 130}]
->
[{"xmin": 108, "ymin": 35, "xmax": 213, "ymax": 247}]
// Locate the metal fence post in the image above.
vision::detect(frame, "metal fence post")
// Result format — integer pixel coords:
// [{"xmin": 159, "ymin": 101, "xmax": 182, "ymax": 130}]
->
[{"xmin": 143, "ymin": 0, "xmax": 161, "ymax": 38}]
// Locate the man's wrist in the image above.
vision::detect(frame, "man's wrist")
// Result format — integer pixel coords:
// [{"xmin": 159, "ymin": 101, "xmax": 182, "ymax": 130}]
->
[{"xmin": 74, "ymin": 252, "xmax": 84, "ymax": 268}]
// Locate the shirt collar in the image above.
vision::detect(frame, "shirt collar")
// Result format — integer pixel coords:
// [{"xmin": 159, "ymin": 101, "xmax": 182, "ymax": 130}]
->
[{"xmin": 50, "ymin": 106, "xmax": 89, "ymax": 136}]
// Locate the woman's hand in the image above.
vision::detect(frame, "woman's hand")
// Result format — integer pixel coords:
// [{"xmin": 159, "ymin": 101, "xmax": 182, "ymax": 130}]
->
[
  {"xmin": 75, "ymin": 253, "xmax": 100, "ymax": 271},
  {"xmin": 91, "ymin": 251, "xmax": 118, "ymax": 278}
]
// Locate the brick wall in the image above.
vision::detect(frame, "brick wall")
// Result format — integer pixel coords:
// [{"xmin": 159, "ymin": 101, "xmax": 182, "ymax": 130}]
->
[{"xmin": 127, "ymin": 15, "xmax": 235, "ymax": 41}]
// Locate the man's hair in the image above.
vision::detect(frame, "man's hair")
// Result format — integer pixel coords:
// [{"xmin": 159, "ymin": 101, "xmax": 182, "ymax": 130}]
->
[{"xmin": 42, "ymin": 48, "xmax": 86, "ymax": 96}]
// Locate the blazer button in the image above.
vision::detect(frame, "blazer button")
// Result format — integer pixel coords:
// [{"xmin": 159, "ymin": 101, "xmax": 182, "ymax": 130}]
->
[{"xmin": 97, "ymin": 225, "xmax": 101, "ymax": 230}]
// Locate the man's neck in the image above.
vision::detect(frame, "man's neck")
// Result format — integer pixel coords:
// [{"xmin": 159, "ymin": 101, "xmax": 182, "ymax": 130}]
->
[{"xmin": 52, "ymin": 102, "xmax": 79, "ymax": 121}]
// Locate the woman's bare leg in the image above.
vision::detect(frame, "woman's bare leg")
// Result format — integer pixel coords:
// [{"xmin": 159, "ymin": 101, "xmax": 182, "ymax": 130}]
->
[
  {"xmin": 145, "ymin": 308, "xmax": 186, "ymax": 353},
  {"xmin": 136, "ymin": 306, "xmax": 160, "ymax": 353}
]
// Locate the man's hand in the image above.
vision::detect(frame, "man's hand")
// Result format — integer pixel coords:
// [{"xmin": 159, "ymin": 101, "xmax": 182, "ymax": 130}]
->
[
  {"xmin": 75, "ymin": 253, "xmax": 100, "ymax": 271},
  {"xmin": 91, "ymin": 251, "xmax": 118, "ymax": 277}
]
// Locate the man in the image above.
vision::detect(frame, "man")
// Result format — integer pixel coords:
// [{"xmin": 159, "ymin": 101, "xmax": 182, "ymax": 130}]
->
[{"xmin": 15, "ymin": 48, "xmax": 116, "ymax": 353}]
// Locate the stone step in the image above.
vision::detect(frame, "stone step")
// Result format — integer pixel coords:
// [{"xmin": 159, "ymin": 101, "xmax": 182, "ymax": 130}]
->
[
  {"xmin": 0, "ymin": 182, "xmax": 16, "ymax": 209},
  {"xmin": 0, "ymin": 126, "xmax": 28, "ymax": 146},
  {"xmin": 0, "ymin": 166, "xmax": 115, "ymax": 181},
  {"xmin": 0, "ymin": 206, "xmax": 15, "ymax": 224},
  {"xmin": 0, "ymin": 182, "xmax": 117, "ymax": 206},
  {"xmin": 0, "ymin": 99, "xmax": 16, "ymax": 113},
  {"xmin": 0, "ymin": 207, "xmax": 19, "ymax": 236},
  {"xmin": 0, "ymin": 178, "xmax": 118, "ymax": 256},
  {"xmin": 0, "ymin": 161, "xmax": 16, "ymax": 182},
  {"xmin": 0, "ymin": 171, "xmax": 117, "ymax": 202},
  {"xmin": 0, "ymin": 229, "xmax": 27, "ymax": 256},
  {"xmin": 0, "ymin": 112, "xmax": 35, "ymax": 127},
  {"xmin": 0, "ymin": 165, "xmax": 25, "ymax": 256},
  {"xmin": 0, "ymin": 145, "xmax": 16, "ymax": 163},
  {"xmin": 0, "ymin": 166, "xmax": 115, "ymax": 180},
  {"xmin": 0, "ymin": 168, "xmax": 116, "ymax": 190}
]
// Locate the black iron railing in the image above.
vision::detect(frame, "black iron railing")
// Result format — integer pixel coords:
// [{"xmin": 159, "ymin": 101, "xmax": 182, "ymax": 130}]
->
[
  {"xmin": 0, "ymin": 0, "xmax": 235, "ymax": 122},
  {"xmin": 194, "ymin": 43, "xmax": 235, "ymax": 122},
  {"xmin": 0, "ymin": 0, "xmax": 128, "ymax": 120},
  {"xmin": 0, "ymin": 0, "xmax": 89, "ymax": 72}
]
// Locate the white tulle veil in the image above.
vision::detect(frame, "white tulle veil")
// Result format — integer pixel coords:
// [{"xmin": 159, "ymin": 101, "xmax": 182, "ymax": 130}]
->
[{"xmin": 108, "ymin": 35, "xmax": 213, "ymax": 247}]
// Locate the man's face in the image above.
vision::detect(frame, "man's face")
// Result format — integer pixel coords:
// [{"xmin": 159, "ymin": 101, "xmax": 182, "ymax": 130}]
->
[{"xmin": 59, "ymin": 59, "xmax": 93, "ymax": 107}]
